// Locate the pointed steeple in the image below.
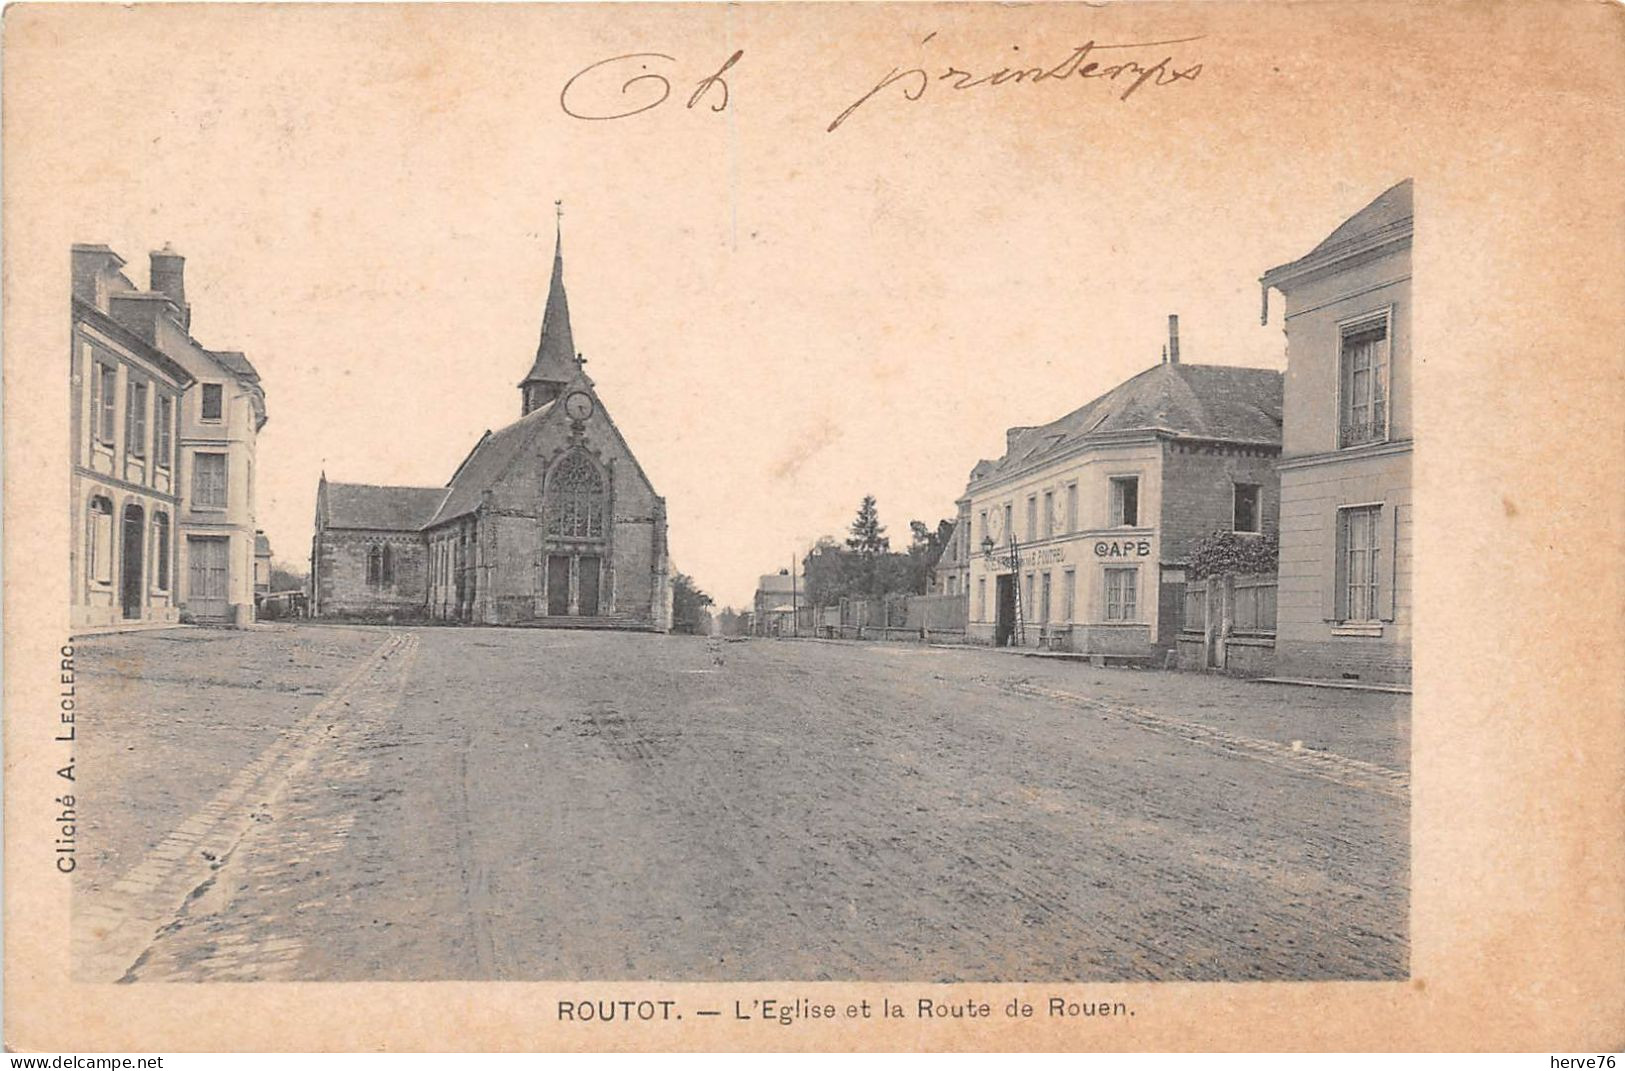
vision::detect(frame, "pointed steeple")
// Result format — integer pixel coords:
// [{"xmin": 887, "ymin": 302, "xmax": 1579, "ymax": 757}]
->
[{"xmin": 519, "ymin": 203, "xmax": 579, "ymax": 416}]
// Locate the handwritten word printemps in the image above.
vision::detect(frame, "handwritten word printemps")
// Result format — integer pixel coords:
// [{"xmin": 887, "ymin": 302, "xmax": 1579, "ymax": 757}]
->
[{"xmin": 829, "ymin": 33, "xmax": 1206, "ymax": 132}]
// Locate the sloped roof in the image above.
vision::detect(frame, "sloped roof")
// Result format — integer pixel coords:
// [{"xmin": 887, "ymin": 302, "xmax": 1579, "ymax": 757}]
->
[
  {"xmin": 520, "ymin": 232, "xmax": 578, "ymax": 388},
  {"xmin": 425, "ymin": 400, "xmax": 558, "ymax": 528},
  {"xmin": 756, "ymin": 573, "xmax": 797, "ymax": 596},
  {"xmin": 324, "ymin": 481, "xmax": 450, "ymax": 531},
  {"xmin": 1262, "ymin": 180, "xmax": 1413, "ymax": 291},
  {"xmin": 208, "ymin": 349, "xmax": 261, "ymax": 385},
  {"xmin": 973, "ymin": 362, "xmax": 1283, "ymax": 484}
]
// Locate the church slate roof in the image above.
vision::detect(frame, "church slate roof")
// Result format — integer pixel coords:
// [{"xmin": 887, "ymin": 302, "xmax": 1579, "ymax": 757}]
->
[
  {"xmin": 973, "ymin": 362, "xmax": 1283, "ymax": 485},
  {"xmin": 323, "ymin": 482, "xmax": 450, "ymax": 531},
  {"xmin": 426, "ymin": 399, "xmax": 559, "ymax": 529}
]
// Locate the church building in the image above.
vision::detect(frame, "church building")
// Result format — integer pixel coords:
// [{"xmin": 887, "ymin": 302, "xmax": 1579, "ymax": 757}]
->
[{"xmin": 310, "ymin": 225, "xmax": 672, "ymax": 631}]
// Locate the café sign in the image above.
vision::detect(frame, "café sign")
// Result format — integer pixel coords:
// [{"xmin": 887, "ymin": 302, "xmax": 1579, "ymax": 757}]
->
[{"xmin": 1093, "ymin": 538, "xmax": 1153, "ymax": 559}]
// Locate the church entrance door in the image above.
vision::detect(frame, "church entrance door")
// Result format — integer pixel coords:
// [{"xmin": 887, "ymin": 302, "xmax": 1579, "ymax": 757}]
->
[
  {"xmin": 547, "ymin": 554, "xmax": 571, "ymax": 616},
  {"xmin": 578, "ymin": 555, "xmax": 601, "ymax": 616}
]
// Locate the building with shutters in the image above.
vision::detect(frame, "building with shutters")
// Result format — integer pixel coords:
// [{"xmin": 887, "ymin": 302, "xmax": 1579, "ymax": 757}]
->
[
  {"xmin": 310, "ymin": 223, "xmax": 672, "ymax": 631},
  {"xmin": 1260, "ymin": 180, "xmax": 1413, "ymax": 684},
  {"xmin": 956, "ymin": 317, "xmax": 1282, "ymax": 660},
  {"xmin": 70, "ymin": 244, "xmax": 266, "ymax": 630}
]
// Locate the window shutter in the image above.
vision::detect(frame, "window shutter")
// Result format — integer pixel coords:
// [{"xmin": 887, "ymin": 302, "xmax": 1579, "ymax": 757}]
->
[
  {"xmin": 1322, "ymin": 508, "xmax": 1343, "ymax": 621},
  {"xmin": 1380, "ymin": 504, "xmax": 1399, "ymax": 622}
]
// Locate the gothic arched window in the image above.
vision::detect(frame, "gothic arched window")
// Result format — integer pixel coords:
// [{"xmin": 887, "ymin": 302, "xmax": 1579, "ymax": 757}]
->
[
  {"xmin": 366, "ymin": 543, "xmax": 393, "ymax": 587},
  {"xmin": 547, "ymin": 451, "xmax": 606, "ymax": 539}
]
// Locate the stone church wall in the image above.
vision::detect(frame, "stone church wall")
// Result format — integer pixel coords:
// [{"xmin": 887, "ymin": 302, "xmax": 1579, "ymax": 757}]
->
[{"xmin": 314, "ymin": 527, "xmax": 429, "ymax": 619}]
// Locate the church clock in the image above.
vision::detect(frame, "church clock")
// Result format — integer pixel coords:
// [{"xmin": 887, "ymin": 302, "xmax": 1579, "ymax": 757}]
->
[{"xmin": 564, "ymin": 390, "xmax": 594, "ymax": 422}]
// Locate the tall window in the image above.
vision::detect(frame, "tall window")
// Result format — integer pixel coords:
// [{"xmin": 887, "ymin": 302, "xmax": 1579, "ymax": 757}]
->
[
  {"xmin": 1040, "ymin": 571, "xmax": 1052, "ymax": 623},
  {"xmin": 152, "ymin": 513, "xmax": 170, "ymax": 590},
  {"xmin": 1024, "ymin": 573, "xmax": 1034, "ymax": 619},
  {"xmin": 155, "ymin": 395, "xmax": 173, "ymax": 468},
  {"xmin": 1063, "ymin": 567, "xmax": 1076, "ymax": 622},
  {"xmin": 976, "ymin": 577, "xmax": 986, "ymax": 621},
  {"xmin": 1340, "ymin": 505, "xmax": 1381, "ymax": 622},
  {"xmin": 978, "ymin": 510, "xmax": 988, "ymax": 544},
  {"xmin": 1002, "ymin": 502, "xmax": 1012, "ymax": 541},
  {"xmin": 200, "ymin": 383, "xmax": 224, "ymax": 422},
  {"xmin": 88, "ymin": 496, "xmax": 113, "ymax": 584},
  {"xmin": 94, "ymin": 362, "xmax": 117, "ymax": 445},
  {"xmin": 1065, "ymin": 482, "xmax": 1079, "ymax": 533},
  {"xmin": 367, "ymin": 543, "xmax": 394, "ymax": 588},
  {"xmin": 547, "ymin": 451, "xmax": 607, "ymax": 539},
  {"xmin": 125, "ymin": 379, "xmax": 148, "ymax": 458},
  {"xmin": 1234, "ymin": 483, "xmax": 1262, "ymax": 534},
  {"xmin": 1043, "ymin": 491, "xmax": 1055, "ymax": 538},
  {"xmin": 192, "ymin": 452, "xmax": 228, "ymax": 508},
  {"xmin": 1026, "ymin": 496, "xmax": 1038, "ymax": 541},
  {"xmin": 1105, "ymin": 567, "xmax": 1138, "ymax": 621},
  {"xmin": 1110, "ymin": 476, "xmax": 1139, "ymax": 527},
  {"xmin": 1339, "ymin": 319, "xmax": 1389, "ymax": 447}
]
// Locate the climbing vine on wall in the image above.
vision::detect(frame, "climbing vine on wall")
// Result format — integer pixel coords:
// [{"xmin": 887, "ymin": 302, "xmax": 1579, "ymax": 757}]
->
[{"xmin": 1187, "ymin": 529, "xmax": 1279, "ymax": 580}]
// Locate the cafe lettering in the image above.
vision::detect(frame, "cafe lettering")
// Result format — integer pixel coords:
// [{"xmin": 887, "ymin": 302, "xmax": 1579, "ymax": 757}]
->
[{"xmin": 1094, "ymin": 538, "xmax": 1152, "ymax": 559}]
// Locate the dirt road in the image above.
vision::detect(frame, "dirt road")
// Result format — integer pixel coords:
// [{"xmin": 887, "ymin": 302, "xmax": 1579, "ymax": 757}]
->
[{"xmin": 74, "ymin": 627, "xmax": 1408, "ymax": 982}]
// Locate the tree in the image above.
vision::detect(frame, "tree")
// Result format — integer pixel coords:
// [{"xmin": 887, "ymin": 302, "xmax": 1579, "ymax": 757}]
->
[
  {"xmin": 670, "ymin": 572, "xmax": 715, "ymax": 634},
  {"xmin": 802, "ymin": 536, "xmax": 856, "ymax": 606},
  {"xmin": 270, "ymin": 560, "xmax": 308, "ymax": 594},
  {"xmin": 904, "ymin": 518, "xmax": 956, "ymax": 594},
  {"xmin": 716, "ymin": 606, "xmax": 747, "ymax": 637},
  {"xmin": 1187, "ymin": 530, "xmax": 1280, "ymax": 580},
  {"xmin": 846, "ymin": 495, "xmax": 889, "ymax": 556}
]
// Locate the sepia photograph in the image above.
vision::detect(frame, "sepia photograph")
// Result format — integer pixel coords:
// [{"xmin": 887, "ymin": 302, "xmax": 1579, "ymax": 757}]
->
[{"xmin": 5, "ymin": 0, "xmax": 1621, "ymax": 1053}]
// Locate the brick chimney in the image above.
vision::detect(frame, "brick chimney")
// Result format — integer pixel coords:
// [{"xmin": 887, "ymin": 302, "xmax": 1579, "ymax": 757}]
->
[
  {"xmin": 150, "ymin": 244, "xmax": 189, "ymax": 330},
  {"xmin": 1167, "ymin": 314, "xmax": 1180, "ymax": 364}
]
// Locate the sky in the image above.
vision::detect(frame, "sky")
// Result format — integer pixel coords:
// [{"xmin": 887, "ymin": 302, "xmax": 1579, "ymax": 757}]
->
[{"xmin": 10, "ymin": 3, "xmax": 1459, "ymax": 610}]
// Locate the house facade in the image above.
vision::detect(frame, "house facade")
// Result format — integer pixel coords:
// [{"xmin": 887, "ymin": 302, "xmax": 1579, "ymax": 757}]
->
[
  {"xmin": 958, "ymin": 318, "xmax": 1282, "ymax": 661},
  {"xmin": 311, "ymin": 228, "xmax": 672, "ymax": 631},
  {"xmin": 70, "ymin": 247, "xmax": 194, "ymax": 631},
  {"xmin": 1261, "ymin": 179, "xmax": 1413, "ymax": 684},
  {"xmin": 752, "ymin": 571, "xmax": 798, "ymax": 636}
]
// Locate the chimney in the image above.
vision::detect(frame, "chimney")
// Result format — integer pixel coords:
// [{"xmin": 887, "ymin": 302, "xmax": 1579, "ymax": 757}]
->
[
  {"xmin": 150, "ymin": 244, "xmax": 189, "ymax": 330},
  {"xmin": 1167, "ymin": 314, "xmax": 1180, "ymax": 365}
]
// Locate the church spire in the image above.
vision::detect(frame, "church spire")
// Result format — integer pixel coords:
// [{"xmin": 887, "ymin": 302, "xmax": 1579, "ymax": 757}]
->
[{"xmin": 519, "ymin": 201, "xmax": 578, "ymax": 416}]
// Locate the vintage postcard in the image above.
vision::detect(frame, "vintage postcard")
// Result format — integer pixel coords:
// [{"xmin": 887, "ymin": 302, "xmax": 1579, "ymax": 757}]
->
[{"xmin": 3, "ymin": 0, "xmax": 1621, "ymax": 1053}]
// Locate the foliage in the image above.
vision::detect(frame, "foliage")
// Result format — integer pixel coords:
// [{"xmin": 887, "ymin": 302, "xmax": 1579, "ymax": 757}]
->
[
  {"xmin": 846, "ymin": 495, "xmax": 889, "ymax": 557},
  {"xmin": 670, "ymin": 572, "xmax": 714, "ymax": 634},
  {"xmin": 1186, "ymin": 530, "xmax": 1280, "ymax": 581},
  {"xmin": 269, "ymin": 560, "xmax": 308, "ymax": 593},
  {"xmin": 715, "ymin": 606, "xmax": 748, "ymax": 637}
]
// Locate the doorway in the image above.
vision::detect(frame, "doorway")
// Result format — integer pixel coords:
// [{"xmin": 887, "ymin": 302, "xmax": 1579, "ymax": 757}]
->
[
  {"xmin": 186, "ymin": 535, "xmax": 229, "ymax": 620},
  {"xmin": 578, "ymin": 555, "xmax": 601, "ymax": 616},
  {"xmin": 994, "ymin": 573, "xmax": 1015, "ymax": 647},
  {"xmin": 120, "ymin": 504, "xmax": 145, "ymax": 619},
  {"xmin": 547, "ymin": 555, "xmax": 571, "ymax": 616}
]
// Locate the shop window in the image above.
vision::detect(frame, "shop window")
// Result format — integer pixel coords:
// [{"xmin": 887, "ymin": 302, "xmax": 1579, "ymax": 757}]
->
[
  {"xmin": 88, "ymin": 496, "xmax": 113, "ymax": 585},
  {"xmin": 1110, "ymin": 476, "xmax": 1139, "ymax": 527},
  {"xmin": 192, "ymin": 452, "xmax": 228, "ymax": 508},
  {"xmin": 1339, "ymin": 505, "xmax": 1381, "ymax": 622},
  {"xmin": 200, "ymin": 383, "xmax": 224, "ymax": 422},
  {"xmin": 1339, "ymin": 318, "xmax": 1389, "ymax": 448},
  {"xmin": 1234, "ymin": 483, "xmax": 1262, "ymax": 534},
  {"xmin": 1105, "ymin": 566, "xmax": 1138, "ymax": 621},
  {"xmin": 152, "ymin": 512, "xmax": 170, "ymax": 590},
  {"xmin": 125, "ymin": 379, "xmax": 148, "ymax": 458},
  {"xmin": 95, "ymin": 362, "xmax": 117, "ymax": 445}
]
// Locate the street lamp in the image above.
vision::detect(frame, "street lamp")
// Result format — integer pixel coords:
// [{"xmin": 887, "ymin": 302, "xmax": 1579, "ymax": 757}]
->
[{"xmin": 981, "ymin": 535, "xmax": 995, "ymax": 558}]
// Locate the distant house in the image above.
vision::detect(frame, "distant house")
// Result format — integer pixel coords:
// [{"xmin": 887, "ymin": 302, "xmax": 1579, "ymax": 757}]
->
[
  {"xmin": 752, "ymin": 571, "xmax": 798, "ymax": 636},
  {"xmin": 957, "ymin": 317, "xmax": 1282, "ymax": 661},
  {"xmin": 1261, "ymin": 180, "xmax": 1413, "ymax": 684},
  {"xmin": 254, "ymin": 531, "xmax": 273, "ymax": 596}
]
